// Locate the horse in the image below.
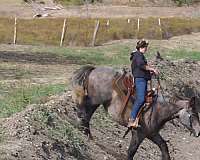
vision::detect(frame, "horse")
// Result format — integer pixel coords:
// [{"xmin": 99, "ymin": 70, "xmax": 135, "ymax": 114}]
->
[{"xmin": 71, "ymin": 65, "xmax": 200, "ymax": 160}]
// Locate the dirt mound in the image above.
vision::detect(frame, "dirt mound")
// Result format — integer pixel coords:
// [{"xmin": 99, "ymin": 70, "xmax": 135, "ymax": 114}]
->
[
  {"xmin": 154, "ymin": 58, "xmax": 200, "ymax": 109},
  {"xmin": 0, "ymin": 59, "xmax": 200, "ymax": 160}
]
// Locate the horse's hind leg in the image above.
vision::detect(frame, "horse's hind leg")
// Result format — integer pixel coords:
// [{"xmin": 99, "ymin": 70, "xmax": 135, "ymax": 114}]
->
[
  {"xmin": 77, "ymin": 96, "xmax": 98, "ymax": 139},
  {"xmin": 148, "ymin": 133, "xmax": 171, "ymax": 160},
  {"xmin": 82, "ymin": 104, "xmax": 99, "ymax": 139}
]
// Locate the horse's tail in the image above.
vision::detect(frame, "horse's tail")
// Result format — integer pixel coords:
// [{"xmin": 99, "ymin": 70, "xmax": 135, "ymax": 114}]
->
[{"xmin": 71, "ymin": 65, "xmax": 95, "ymax": 104}]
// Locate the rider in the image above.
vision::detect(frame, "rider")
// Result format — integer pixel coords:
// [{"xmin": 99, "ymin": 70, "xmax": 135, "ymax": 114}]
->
[{"xmin": 128, "ymin": 40, "xmax": 159, "ymax": 128}]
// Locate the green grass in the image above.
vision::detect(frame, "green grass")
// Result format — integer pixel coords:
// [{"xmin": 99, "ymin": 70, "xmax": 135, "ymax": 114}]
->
[
  {"xmin": 165, "ymin": 50, "xmax": 200, "ymax": 60},
  {"xmin": 15, "ymin": 42, "xmax": 200, "ymax": 66},
  {"xmin": 0, "ymin": 84, "xmax": 66, "ymax": 118},
  {"xmin": 22, "ymin": 43, "xmax": 133, "ymax": 65}
]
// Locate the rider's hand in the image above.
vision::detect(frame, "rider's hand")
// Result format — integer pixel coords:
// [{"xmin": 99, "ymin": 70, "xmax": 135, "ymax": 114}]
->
[{"xmin": 152, "ymin": 68, "xmax": 159, "ymax": 75}]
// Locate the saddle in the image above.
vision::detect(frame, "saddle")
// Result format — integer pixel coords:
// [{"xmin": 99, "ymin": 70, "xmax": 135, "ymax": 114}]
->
[{"xmin": 112, "ymin": 70, "xmax": 156, "ymax": 119}]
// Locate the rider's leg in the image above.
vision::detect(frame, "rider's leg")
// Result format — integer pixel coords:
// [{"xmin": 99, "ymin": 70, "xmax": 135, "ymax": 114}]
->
[{"xmin": 129, "ymin": 78, "xmax": 147, "ymax": 127}]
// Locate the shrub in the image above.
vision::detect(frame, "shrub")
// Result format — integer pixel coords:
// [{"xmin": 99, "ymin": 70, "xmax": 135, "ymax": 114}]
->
[{"xmin": 173, "ymin": 0, "xmax": 197, "ymax": 6}]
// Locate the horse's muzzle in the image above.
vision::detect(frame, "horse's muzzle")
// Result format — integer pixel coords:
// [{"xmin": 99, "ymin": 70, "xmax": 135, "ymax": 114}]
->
[{"xmin": 193, "ymin": 128, "xmax": 200, "ymax": 137}]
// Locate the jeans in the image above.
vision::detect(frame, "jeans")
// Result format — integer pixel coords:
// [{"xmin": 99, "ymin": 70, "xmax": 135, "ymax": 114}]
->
[{"xmin": 130, "ymin": 78, "xmax": 147, "ymax": 120}]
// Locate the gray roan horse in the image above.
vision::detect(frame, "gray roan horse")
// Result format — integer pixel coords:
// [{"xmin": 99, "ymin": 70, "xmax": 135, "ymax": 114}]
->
[{"xmin": 71, "ymin": 65, "xmax": 200, "ymax": 160}]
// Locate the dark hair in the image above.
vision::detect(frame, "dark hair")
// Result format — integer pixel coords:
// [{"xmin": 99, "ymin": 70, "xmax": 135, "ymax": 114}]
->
[{"xmin": 136, "ymin": 40, "xmax": 149, "ymax": 50}]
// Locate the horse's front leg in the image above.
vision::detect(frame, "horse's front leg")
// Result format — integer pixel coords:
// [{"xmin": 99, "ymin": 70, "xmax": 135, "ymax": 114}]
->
[
  {"xmin": 148, "ymin": 133, "xmax": 171, "ymax": 160},
  {"xmin": 128, "ymin": 130, "xmax": 145, "ymax": 160}
]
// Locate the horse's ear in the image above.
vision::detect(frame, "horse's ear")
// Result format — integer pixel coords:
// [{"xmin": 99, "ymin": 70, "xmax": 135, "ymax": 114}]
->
[{"xmin": 190, "ymin": 96, "xmax": 196, "ymax": 107}]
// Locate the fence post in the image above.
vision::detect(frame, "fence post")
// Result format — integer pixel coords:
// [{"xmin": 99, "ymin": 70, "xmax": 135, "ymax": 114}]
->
[
  {"xmin": 91, "ymin": 20, "xmax": 100, "ymax": 47},
  {"xmin": 60, "ymin": 18, "xmax": 67, "ymax": 47},
  {"xmin": 13, "ymin": 17, "xmax": 17, "ymax": 45},
  {"xmin": 106, "ymin": 19, "xmax": 110, "ymax": 26},
  {"xmin": 158, "ymin": 18, "xmax": 162, "ymax": 39},
  {"xmin": 137, "ymin": 18, "xmax": 140, "ymax": 39}
]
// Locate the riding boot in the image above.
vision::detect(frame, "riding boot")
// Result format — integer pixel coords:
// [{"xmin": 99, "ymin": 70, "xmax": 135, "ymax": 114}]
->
[{"xmin": 127, "ymin": 117, "xmax": 139, "ymax": 128}]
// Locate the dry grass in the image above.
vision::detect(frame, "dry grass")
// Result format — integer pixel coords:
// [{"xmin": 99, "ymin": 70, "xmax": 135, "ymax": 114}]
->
[
  {"xmin": 0, "ymin": 18, "xmax": 14, "ymax": 44},
  {"xmin": 17, "ymin": 18, "xmax": 64, "ymax": 46},
  {"xmin": 0, "ymin": 17, "xmax": 200, "ymax": 46}
]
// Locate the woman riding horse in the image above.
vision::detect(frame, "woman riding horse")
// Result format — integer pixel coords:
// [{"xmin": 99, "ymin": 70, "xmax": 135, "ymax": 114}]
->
[{"xmin": 128, "ymin": 40, "xmax": 159, "ymax": 128}]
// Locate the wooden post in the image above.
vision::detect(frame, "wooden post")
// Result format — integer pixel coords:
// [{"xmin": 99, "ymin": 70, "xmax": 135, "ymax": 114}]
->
[
  {"xmin": 13, "ymin": 17, "xmax": 17, "ymax": 45},
  {"xmin": 137, "ymin": 18, "xmax": 140, "ymax": 39},
  {"xmin": 106, "ymin": 19, "xmax": 110, "ymax": 26},
  {"xmin": 158, "ymin": 18, "xmax": 162, "ymax": 39},
  {"xmin": 91, "ymin": 20, "xmax": 100, "ymax": 47},
  {"xmin": 60, "ymin": 18, "xmax": 67, "ymax": 47},
  {"xmin": 137, "ymin": 18, "xmax": 140, "ymax": 32}
]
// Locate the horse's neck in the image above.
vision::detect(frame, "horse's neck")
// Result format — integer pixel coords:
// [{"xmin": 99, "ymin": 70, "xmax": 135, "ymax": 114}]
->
[{"xmin": 156, "ymin": 101, "xmax": 184, "ymax": 124}]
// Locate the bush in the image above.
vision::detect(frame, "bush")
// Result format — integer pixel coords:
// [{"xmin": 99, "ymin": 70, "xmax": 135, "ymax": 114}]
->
[{"xmin": 173, "ymin": 0, "xmax": 197, "ymax": 6}]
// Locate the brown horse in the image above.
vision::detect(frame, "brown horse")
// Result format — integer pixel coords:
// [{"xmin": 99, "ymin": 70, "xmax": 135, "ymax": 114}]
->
[{"xmin": 71, "ymin": 65, "xmax": 200, "ymax": 160}]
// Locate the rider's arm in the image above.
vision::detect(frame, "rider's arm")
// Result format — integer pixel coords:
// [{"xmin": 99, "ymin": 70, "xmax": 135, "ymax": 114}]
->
[{"xmin": 144, "ymin": 65, "xmax": 159, "ymax": 75}]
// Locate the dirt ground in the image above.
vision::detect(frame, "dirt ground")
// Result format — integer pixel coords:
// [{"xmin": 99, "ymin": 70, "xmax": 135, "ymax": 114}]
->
[
  {"xmin": 0, "ymin": 91, "xmax": 200, "ymax": 160},
  {"xmin": 0, "ymin": 0, "xmax": 200, "ymax": 18}
]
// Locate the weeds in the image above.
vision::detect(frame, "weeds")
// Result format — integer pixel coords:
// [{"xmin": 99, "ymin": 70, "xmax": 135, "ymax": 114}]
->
[
  {"xmin": 31, "ymin": 107, "xmax": 88, "ymax": 159},
  {"xmin": 0, "ymin": 84, "xmax": 65, "ymax": 118}
]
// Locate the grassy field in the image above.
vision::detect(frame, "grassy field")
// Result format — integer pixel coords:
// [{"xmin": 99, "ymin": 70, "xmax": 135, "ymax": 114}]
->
[
  {"xmin": 14, "ymin": 41, "xmax": 200, "ymax": 64},
  {"xmin": 0, "ymin": 40, "xmax": 199, "ymax": 118}
]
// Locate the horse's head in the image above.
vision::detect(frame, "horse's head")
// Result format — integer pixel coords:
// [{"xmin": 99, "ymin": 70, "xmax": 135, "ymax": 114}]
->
[{"xmin": 177, "ymin": 97, "xmax": 200, "ymax": 137}]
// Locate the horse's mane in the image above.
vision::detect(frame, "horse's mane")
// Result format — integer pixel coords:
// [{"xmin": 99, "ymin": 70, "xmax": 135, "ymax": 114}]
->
[
  {"xmin": 71, "ymin": 65, "xmax": 95, "ymax": 87},
  {"xmin": 169, "ymin": 94, "xmax": 190, "ymax": 104}
]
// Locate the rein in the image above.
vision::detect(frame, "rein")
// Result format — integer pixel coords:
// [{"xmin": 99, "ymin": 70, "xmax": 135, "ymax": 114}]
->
[{"xmin": 156, "ymin": 76, "xmax": 168, "ymax": 105}]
